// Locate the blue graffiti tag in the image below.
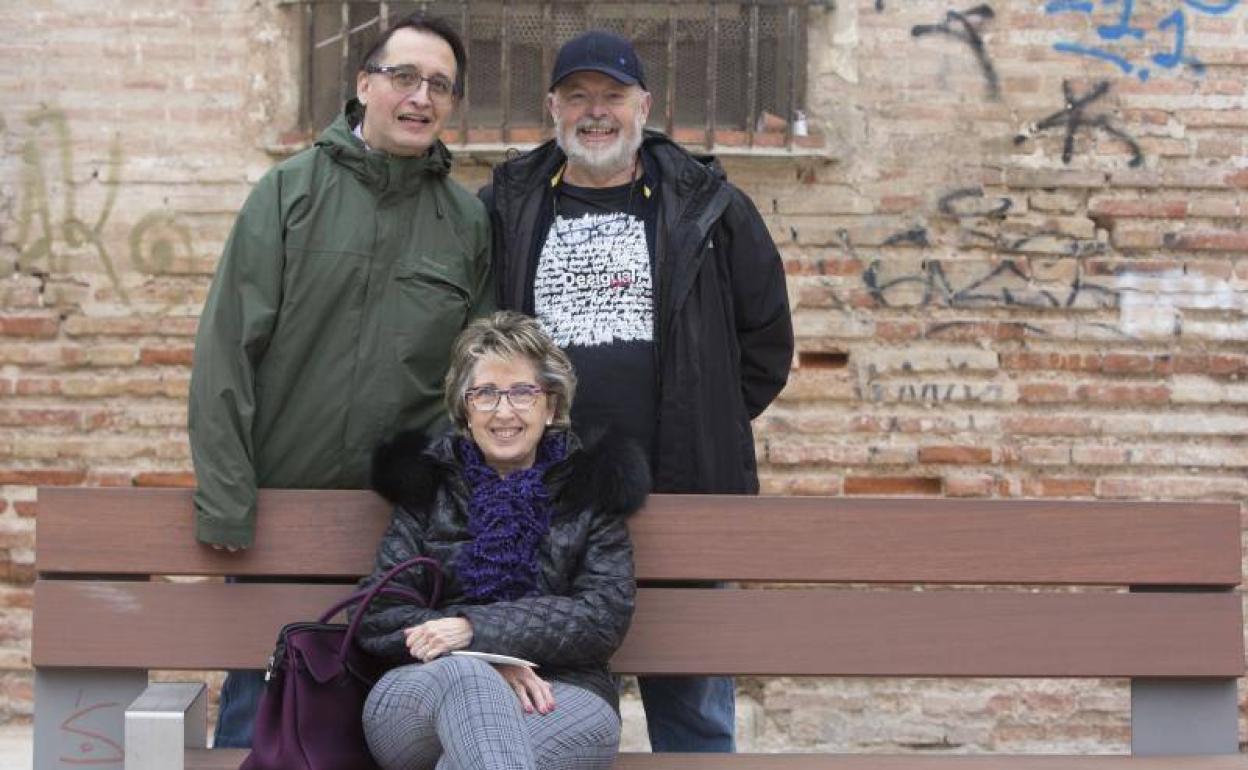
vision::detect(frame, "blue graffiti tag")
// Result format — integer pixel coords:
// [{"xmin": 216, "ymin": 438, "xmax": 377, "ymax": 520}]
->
[
  {"xmin": 1153, "ymin": 10, "xmax": 1185, "ymax": 68},
  {"xmin": 1182, "ymin": 0, "xmax": 1237, "ymax": 13},
  {"xmin": 1045, "ymin": 0, "xmax": 1236, "ymax": 80},
  {"xmin": 1097, "ymin": 0, "xmax": 1146, "ymax": 40},
  {"xmin": 1045, "ymin": 0, "xmax": 1095, "ymax": 11}
]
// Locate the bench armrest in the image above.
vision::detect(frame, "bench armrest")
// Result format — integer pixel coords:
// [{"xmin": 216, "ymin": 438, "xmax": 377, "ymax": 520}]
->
[{"xmin": 125, "ymin": 682, "xmax": 208, "ymax": 770}]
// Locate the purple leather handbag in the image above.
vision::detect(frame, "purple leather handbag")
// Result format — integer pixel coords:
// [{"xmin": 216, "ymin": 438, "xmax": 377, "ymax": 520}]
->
[{"xmin": 241, "ymin": 556, "xmax": 443, "ymax": 770}]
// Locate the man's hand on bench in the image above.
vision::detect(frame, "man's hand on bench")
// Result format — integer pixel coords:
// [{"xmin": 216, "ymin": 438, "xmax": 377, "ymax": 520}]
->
[{"xmin": 209, "ymin": 543, "xmax": 245, "ymax": 553}]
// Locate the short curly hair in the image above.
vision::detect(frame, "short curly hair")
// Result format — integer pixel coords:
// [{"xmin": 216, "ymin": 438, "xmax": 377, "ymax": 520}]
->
[{"xmin": 444, "ymin": 311, "xmax": 576, "ymax": 432}]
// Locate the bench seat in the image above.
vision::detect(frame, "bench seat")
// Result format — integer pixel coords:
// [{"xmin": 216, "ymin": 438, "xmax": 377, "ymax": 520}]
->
[{"xmin": 30, "ymin": 487, "xmax": 1246, "ymax": 767}]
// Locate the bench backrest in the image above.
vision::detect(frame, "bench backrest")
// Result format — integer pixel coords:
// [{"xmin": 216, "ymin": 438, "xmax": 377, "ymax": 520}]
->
[{"xmin": 33, "ymin": 487, "xmax": 1244, "ymax": 678}]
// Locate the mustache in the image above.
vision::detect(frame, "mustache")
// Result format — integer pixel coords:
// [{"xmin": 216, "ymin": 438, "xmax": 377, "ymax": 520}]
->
[{"xmin": 574, "ymin": 118, "xmax": 617, "ymax": 131}]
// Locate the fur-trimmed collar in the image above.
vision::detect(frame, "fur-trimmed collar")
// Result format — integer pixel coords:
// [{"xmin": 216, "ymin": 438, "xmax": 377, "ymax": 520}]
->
[{"xmin": 371, "ymin": 428, "xmax": 650, "ymax": 519}]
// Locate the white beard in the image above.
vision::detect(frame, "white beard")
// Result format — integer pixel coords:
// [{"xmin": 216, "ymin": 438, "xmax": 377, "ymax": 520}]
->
[{"xmin": 556, "ymin": 111, "xmax": 645, "ymax": 180}]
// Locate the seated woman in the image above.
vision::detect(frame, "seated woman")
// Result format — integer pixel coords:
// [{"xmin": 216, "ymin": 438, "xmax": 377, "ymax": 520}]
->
[{"xmin": 356, "ymin": 310, "xmax": 649, "ymax": 770}]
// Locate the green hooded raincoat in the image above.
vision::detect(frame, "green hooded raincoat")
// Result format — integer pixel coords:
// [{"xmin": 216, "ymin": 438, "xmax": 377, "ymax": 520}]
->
[{"xmin": 189, "ymin": 103, "xmax": 493, "ymax": 547}]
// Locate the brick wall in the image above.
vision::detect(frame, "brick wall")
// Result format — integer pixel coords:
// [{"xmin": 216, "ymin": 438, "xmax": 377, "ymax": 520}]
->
[{"xmin": 2, "ymin": 0, "xmax": 1246, "ymax": 752}]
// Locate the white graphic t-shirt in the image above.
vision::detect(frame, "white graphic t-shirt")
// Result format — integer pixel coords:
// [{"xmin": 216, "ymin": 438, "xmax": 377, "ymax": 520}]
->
[{"xmin": 532, "ymin": 179, "xmax": 658, "ymax": 460}]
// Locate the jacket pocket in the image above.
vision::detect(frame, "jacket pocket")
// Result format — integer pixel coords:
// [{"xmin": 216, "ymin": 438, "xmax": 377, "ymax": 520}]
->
[{"xmin": 391, "ymin": 252, "xmax": 472, "ymax": 375}]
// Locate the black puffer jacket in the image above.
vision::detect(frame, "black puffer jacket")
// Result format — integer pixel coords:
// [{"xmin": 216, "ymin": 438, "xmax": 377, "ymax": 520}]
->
[{"xmin": 355, "ymin": 429, "xmax": 648, "ymax": 711}]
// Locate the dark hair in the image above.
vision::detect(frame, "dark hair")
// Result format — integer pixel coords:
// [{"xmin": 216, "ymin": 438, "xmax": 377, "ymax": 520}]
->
[{"xmin": 359, "ymin": 13, "xmax": 467, "ymax": 96}]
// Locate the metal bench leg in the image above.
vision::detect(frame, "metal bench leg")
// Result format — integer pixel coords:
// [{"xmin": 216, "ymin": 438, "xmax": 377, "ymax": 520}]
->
[
  {"xmin": 1131, "ymin": 677, "xmax": 1238, "ymax": 754},
  {"xmin": 34, "ymin": 667, "xmax": 148, "ymax": 770},
  {"xmin": 124, "ymin": 683, "xmax": 208, "ymax": 770}
]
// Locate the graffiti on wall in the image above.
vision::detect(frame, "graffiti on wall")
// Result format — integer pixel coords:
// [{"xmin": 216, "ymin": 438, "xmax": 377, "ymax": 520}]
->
[
  {"xmin": 839, "ymin": 195, "xmax": 1240, "ymax": 341},
  {"xmin": 846, "ymin": 266, "xmax": 1244, "ymax": 403},
  {"xmin": 1045, "ymin": 0, "xmax": 1237, "ymax": 81},
  {"xmin": 863, "ymin": 257, "xmax": 1120, "ymax": 310},
  {"xmin": 869, "ymin": 380, "xmax": 1011, "ymax": 404},
  {"xmin": 872, "ymin": 187, "xmax": 1105, "ymax": 258},
  {"xmin": 939, "ymin": 187, "xmax": 1014, "ymax": 219},
  {"xmin": 1013, "ymin": 80, "xmax": 1144, "ymax": 167},
  {"xmin": 911, "ymin": 5, "xmax": 1001, "ymax": 99},
  {"xmin": 12, "ymin": 110, "xmax": 126, "ymax": 299},
  {"xmin": 857, "ymin": 256, "xmax": 1242, "ymax": 342},
  {"xmin": 892, "ymin": 1, "xmax": 1244, "ymax": 167},
  {"xmin": 8, "ymin": 108, "xmax": 195, "ymax": 307}
]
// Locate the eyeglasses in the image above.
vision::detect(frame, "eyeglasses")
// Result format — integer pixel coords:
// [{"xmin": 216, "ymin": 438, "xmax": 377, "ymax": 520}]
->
[
  {"xmin": 366, "ymin": 65, "xmax": 455, "ymax": 100},
  {"xmin": 464, "ymin": 385, "xmax": 549, "ymax": 412}
]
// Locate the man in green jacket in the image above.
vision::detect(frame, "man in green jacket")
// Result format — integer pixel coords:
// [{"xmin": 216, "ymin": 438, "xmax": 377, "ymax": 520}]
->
[{"xmin": 188, "ymin": 14, "xmax": 491, "ymax": 747}]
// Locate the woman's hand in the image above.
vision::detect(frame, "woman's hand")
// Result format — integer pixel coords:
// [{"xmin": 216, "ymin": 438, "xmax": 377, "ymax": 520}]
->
[
  {"xmin": 404, "ymin": 617, "xmax": 473, "ymax": 661},
  {"xmin": 494, "ymin": 665, "xmax": 555, "ymax": 715}
]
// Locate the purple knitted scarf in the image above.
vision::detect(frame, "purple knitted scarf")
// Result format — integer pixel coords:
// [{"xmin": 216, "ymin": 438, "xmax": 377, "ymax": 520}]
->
[{"xmin": 454, "ymin": 433, "xmax": 568, "ymax": 602}]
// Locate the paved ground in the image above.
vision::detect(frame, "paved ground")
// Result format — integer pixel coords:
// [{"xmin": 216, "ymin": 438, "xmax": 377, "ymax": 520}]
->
[
  {"xmin": 0, "ymin": 723, "xmax": 33, "ymax": 770},
  {"xmin": 0, "ymin": 713, "xmax": 632, "ymax": 768},
  {"xmin": 0, "ymin": 703, "xmax": 645, "ymax": 767}
]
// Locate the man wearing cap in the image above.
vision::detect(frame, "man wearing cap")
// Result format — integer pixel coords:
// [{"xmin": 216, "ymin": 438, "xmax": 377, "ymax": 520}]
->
[{"xmin": 481, "ymin": 31, "xmax": 793, "ymax": 753}]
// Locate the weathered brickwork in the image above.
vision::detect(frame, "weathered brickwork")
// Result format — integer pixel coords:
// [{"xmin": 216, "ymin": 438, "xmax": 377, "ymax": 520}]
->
[{"xmin": 2, "ymin": 0, "xmax": 1246, "ymax": 752}]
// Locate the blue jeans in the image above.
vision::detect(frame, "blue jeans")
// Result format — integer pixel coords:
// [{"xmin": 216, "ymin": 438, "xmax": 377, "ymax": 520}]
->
[
  {"xmin": 213, "ymin": 669, "xmax": 265, "ymax": 748},
  {"xmin": 637, "ymin": 676, "xmax": 735, "ymax": 752}
]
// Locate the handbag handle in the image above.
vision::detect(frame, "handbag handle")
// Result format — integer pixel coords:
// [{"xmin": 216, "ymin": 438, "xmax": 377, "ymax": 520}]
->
[
  {"xmin": 332, "ymin": 555, "xmax": 444, "ymax": 665},
  {"xmin": 316, "ymin": 585, "xmax": 429, "ymax": 624}
]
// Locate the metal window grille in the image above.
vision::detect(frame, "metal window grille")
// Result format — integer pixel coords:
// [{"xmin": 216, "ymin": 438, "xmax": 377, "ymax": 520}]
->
[{"xmin": 283, "ymin": 1, "xmax": 818, "ymax": 150}]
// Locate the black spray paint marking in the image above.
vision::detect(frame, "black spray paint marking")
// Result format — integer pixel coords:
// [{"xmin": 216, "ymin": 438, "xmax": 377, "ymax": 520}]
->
[
  {"xmin": 863, "ymin": 258, "xmax": 1121, "ymax": 309},
  {"xmin": 938, "ymin": 187, "xmax": 1014, "ymax": 219},
  {"xmin": 882, "ymin": 227, "xmax": 931, "ymax": 247},
  {"xmin": 1014, "ymin": 80, "xmax": 1144, "ymax": 168},
  {"xmin": 912, "ymin": 5, "xmax": 1001, "ymax": 100}
]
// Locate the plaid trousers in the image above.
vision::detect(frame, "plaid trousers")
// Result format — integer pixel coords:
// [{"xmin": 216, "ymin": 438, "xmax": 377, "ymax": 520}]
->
[{"xmin": 364, "ymin": 655, "xmax": 620, "ymax": 770}]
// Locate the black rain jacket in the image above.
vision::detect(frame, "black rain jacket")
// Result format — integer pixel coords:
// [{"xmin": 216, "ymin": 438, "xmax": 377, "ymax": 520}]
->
[{"xmin": 482, "ymin": 131, "xmax": 793, "ymax": 493}]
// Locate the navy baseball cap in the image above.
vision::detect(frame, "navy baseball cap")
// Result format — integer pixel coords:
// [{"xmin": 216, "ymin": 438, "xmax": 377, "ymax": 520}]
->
[{"xmin": 549, "ymin": 30, "xmax": 647, "ymax": 91}]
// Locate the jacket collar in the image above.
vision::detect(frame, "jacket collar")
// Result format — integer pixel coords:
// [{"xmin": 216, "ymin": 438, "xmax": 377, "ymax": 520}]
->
[
  {"xmin": 316, "ymin": 99, "xmax": 454, "ymax": 197},
  {"xmin": 490, "ymin": 130, "xmax": 734, "ymax": 330},
  {"xmin": 493, "ymin": 129, "xmax": 724, "ymax": 198}
]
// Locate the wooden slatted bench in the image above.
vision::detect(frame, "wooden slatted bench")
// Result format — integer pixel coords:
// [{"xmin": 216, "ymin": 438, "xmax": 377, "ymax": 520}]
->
[{"xmin": 31, "ymin": 486, "xmax": 1247, "ymax": 769}]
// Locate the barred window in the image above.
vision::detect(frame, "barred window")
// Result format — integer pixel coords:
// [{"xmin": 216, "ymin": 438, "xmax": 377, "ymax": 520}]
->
[{"xmin": 284, "ymin": 0, "xmax": 822, "ymax": 151}]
